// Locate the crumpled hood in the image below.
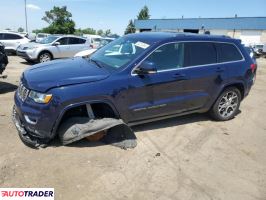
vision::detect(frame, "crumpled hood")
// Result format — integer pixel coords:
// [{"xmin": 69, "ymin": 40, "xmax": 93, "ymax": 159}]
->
[{"xmin": 22, "ymin": 57, "xmax": 110, "ymax": 92}]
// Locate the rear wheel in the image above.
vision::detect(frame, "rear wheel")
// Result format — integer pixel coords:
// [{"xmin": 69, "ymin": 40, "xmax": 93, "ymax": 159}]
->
[
  {"xmin": 210, "ymin": 87, "xmax": 241, "ymax": 121},
  {"xmin": 38, "ymin": 52, "xmax": 52, "ymax": 63}
]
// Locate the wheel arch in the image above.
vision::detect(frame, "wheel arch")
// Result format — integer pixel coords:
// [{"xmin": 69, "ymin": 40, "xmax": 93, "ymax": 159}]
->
[
  {"xmin": 222, "ymin": 82, "xmax": 245, "ymax": 100},
  {"xmin": 38, "ymin": 50, "xmax": 54, "ymax": 60},
  {"xmin": 206, "ymin": 81, "xmax": 245, "ymax": 112},
  {"xmin": 51, "ymin": 100, "xmax": 121, "ymax": 137}
]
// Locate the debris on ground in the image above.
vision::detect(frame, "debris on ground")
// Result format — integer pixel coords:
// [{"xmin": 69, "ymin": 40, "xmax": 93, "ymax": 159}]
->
[
  {"xmin": 58, "ymin": 117, "xmax": 137, "ymax": 149},
  {"xmin": 155, "ymin": 153, "xmax": 161, "ymax": 157}
]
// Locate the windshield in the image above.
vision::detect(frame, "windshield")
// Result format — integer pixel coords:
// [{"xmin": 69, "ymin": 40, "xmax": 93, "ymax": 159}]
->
[
  {"xmin": 92, "ymin": 38, "xmax": 102, "ymax": 43},
  {"xmin": 39, "ymin": 36, "xmax": 59, "ymax": 44},
  {"xmin": 90, "ymin": 37, "xmax": 151, "ymax": 70},
  {"xmin": 37, "ymin": 34, "xmax": 46, "ymax": 38}
]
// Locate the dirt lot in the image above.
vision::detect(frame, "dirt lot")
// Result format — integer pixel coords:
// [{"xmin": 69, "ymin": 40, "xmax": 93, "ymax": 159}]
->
[{"xmin": 0, "ymin": 56, "xmax": 266, "ymax": 200}]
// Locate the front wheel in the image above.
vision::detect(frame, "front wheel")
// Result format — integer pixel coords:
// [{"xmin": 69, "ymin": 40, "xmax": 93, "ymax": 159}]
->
[
  {"xmin": 210, "ymin": 87, "xmax": 241, "ymax": 121},
  {"xmin": 38, "ymin": 52, "xmax": 52, "ymax": 63}
]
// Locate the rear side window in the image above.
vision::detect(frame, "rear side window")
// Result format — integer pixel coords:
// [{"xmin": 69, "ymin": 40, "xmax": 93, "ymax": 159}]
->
[
  {"xmin": 184, "ymin": 42, "xmax": 217, "ymax": 67},
  {"xmin": 92, "ymin": 38, "xmax": 101, "ymax": 44},
  {"xmin": 3, "ymin": 33, "xmax": 23, "ymax": 40},
  {"xmin": 68, "ymin": 37, "xmax": 86, "ymax": 45},
  {"xmin": 145, "ymin": 43, "xmax": 184, "ymax": 71},
  {"xmin": 216, "ymin": 43, "xmax": 243, "ymax": 62}
]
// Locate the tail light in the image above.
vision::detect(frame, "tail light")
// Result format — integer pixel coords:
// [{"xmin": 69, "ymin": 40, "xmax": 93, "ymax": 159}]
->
[{"xmin": 250, "ymin": 63, "xmax": 257, "ymax": 73}]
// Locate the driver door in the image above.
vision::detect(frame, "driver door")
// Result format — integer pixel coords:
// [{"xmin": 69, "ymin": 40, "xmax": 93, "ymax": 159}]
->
[
  {"xmin": 125, "ymin": 42, "xmax": 187, "ymax": 122},
  {"xmin": 52, "ymin": 37, "xmax": 70, "ymax": 58}
]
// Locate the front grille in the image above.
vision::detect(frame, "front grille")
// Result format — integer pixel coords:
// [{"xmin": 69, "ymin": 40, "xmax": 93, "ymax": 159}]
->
[{"xmin": 18, "ymin": 82, "xmax": 29, "ymax": 102}]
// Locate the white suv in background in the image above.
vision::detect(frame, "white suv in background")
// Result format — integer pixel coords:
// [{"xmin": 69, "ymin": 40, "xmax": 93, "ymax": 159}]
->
[
  {"xmin": 83, "ymin": 34, "xmax": 102, "ymax": 49},
  {"xmin": 35, "ymin": 33, "xmax": 50, "ymax": 43},
  {"xmin": 0, "ymin": 32, "xmax": 30, "ymax": 53},
  {"xmin": 17, "ymin": 35, "xmax": 90, "ymax": 63}
]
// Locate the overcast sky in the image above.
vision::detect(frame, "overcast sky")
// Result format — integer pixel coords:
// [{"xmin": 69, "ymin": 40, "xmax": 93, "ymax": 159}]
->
[{"xmin": 0, "ymin": 0, "xmax": 265, "ymax": 35}]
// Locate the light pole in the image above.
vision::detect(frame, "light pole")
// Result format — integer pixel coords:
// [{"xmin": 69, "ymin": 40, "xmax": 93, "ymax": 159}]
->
[{"xmin": 24, "ymin": 0, "xmax": 28, "ymax": 33}]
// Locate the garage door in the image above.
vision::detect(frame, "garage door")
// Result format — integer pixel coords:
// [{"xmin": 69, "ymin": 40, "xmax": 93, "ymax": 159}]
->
[{"xmin": 240, "ymin": 31, "xmax": 262, "ymax": 46}]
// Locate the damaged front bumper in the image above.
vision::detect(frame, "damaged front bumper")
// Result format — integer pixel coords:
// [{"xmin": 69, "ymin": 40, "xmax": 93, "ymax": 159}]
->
[
  {"xmin": 12, "ymin": 105, "xmax": 50, "ymax": 148},
  {"xmin": 13, "ymin": 105, "xmax": 137, "ymax": 149}
]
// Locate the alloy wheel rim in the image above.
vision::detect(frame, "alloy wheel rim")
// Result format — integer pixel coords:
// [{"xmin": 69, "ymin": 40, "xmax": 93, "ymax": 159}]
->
[
  {"xmin": 40, "ymin": 54, "xmax": 51, "ymax": 62},
  {"xmin": 218, "ymin": 91, "xmax": 238, "ymax": 118}
]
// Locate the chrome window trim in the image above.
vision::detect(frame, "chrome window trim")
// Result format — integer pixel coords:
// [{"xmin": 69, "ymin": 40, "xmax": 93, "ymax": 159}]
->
[{"xmin": 131, "ymin": 40, "xmax": 245, "ymax": 76}]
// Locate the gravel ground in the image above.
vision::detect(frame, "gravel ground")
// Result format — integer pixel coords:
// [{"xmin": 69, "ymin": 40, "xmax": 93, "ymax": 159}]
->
[{"xmin": 0, "ymin": 56, "xmax": 266, "ymax": 200}]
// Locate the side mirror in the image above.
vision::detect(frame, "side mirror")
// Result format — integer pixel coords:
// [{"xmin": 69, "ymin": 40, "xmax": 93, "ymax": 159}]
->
[
  {"xmin": 134, "ymin": 61, "xmax": 157, "ymax": 75},
  {"xmin": 53, "ymin": 42, "xmax": 60, "ymax": 46}
]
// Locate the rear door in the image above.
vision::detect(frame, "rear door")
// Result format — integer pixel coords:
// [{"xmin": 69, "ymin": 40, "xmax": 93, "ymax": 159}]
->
[
  {"xmin": 179, "ymin": 42, "xmax": 227, "ymax": 110},
  {"xmin": 68, "ymin": 37, "xmax": 88, "ymax": 56}
]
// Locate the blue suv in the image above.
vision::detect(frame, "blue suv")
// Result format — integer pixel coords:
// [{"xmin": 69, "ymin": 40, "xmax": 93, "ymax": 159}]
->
[{"xmin": 13, "ymin": 32, "xmax": 256, "ymax": 146}]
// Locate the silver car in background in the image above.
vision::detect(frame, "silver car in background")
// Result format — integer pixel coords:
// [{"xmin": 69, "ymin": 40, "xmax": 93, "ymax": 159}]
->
[
  {"xmin": 35, "ymin": 33, "xmax": 50, "ymax": 43},
  {"xmin": 74, "ymin": 37, "xmax": 115, "ymax": 57},
  {"xmin": 17, "ymin": 35, "xmax": 90, "ymax": 63}
]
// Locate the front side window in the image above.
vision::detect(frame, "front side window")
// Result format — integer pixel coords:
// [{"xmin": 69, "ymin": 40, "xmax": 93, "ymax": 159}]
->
[
  {"xmin": 185, "ymin": 42, "xmax": 217, "ymax": 67},
  {"xmin": 216, "ymin": 43, "xmax": 243, "ymax": 62},
  {"xmin": 90, "ymin": 37, "xmax": 151, "ymax": 69},
  {"xmin": 57, "ymin": 37, "xmax": 69, "ymax": 45},
  {"xmin": 92, "ymin": 38, "xmax": 101, "ymax": 44},
  {"xmin": 145, "ymin": 43, "xmax": 184, "ymax": 71}
]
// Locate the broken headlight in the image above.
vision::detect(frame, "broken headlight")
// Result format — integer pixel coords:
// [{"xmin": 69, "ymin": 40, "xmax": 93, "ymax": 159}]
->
[{"xmin": 28, "ymin": 91, "xmax": 52, "ymax": 104}]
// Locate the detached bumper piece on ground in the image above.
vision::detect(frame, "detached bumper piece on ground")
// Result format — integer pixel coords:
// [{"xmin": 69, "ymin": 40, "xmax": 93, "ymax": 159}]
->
[
  {"xmin": 58, "ymin": 117, "xmax": 137, "ymax": 149},
  {"xmin": 12, "ymin": 107, "xmax": 137, "ymax": 149}
]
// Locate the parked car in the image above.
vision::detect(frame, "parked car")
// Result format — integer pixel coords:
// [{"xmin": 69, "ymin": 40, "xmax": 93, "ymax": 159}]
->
[
  {"xmin": 16, "ymin": 35, "xmax": 90, "ymax": 63},
  {"xmin": 263, "ymin": 44, "xmax": 266, "ymax": 57},
  {"xmin": 243, "ymin": 46, "xmax": 256, "ymax": 60},
  {"xmin": 35, "ymin": 33, "xmax": 50, "ymax": 43},
  {"xmin": 253, "ymin": 44, "xmax": 264, "ymax": 57},
  {"xmin": 83, "ymin": 34, "xmax": 102, "ymax": 49},
  {"xmin": 0, "ymin": 43, "xmax": 8, "ymax": 74},
  {"xmin": 0, "ymin": 32, "xmax": 30, "ymax": 54},
  {"xmin": 74, "ymin": 37, "xmax": 114, "ymax": 57},
  {"xmin": 13, "ymin": 32, "xmax": 256, "ymax": 146}
]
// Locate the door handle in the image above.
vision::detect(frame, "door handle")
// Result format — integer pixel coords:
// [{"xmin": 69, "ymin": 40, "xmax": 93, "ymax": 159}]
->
[{"xmin": 172, "ymin": 73, "xmax": 188, "ymax": 80}]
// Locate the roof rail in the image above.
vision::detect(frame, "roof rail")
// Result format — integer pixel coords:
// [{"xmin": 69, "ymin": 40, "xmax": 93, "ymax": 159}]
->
[{"xmin": 221, "ymin": 35, "xmax": 231, "ymax": 38}]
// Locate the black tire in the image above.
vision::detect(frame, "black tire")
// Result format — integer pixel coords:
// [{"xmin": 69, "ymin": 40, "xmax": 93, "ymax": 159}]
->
[
  {"xmin": 25, "ymin": 59, "xmax": 35, "ymax": 64},
  {"xmin": 38, "ymin": 52, "xmax": 52, "ymax": 63},
  {"xmin": 209, "ymin": 87, "xmax": 241, "ymax": 121}
]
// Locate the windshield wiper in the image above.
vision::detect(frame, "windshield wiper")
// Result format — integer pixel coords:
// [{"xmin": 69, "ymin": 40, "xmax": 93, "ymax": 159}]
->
[{"xmin": 89, "ymin": 58, "xmax": 102, "ymax": 68}]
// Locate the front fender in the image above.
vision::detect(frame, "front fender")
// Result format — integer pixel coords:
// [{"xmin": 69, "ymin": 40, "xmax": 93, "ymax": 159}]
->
[{"xmin": 50, "ymin": 99, "xmax": 121, "ymax": 138}]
